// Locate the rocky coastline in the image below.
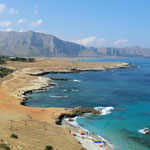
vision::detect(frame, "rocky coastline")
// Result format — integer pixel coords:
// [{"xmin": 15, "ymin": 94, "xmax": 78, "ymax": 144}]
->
[
  {"xmin": 13, "ymin": 62, "xmax": 133, "ymax": 106},
  {"xmin": 30, "ymin": 62, "xmax": 133, "ymax": 76},
  {"xmin": 14, "ymin": 76, "xmax": 58, "ymax": 104},
  {"xmin": 56, "ymin": 106, "xmax": 101, "ymax": 125}
]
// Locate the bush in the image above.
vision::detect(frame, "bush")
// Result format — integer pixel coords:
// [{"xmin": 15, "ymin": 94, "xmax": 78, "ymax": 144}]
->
[
  {"xmin": 0, "ymin": 143, "xmax": 10, "ymax": 150},
  {"xmin": 28, "ymin": 58, "xmax": 35, "ymax": 62},
  {"xmin": 0, "ymin": 55, "xmax": 9, "ymax": 64},
  {"xmin": 45, "ymin": 145, "xmax": 53, "ymax": 150},
  {"xmin": 10, "ymin": 57, "xmax": 28, "ymax": 62},
  {"xmin": 10, "ymin": 133, "xmax": 18, "ymax": 139},
  {"xmin": 0, "ymin": 68, "xmax": 13, "ymax": 78},
  {"xmin": 10, "ymin": 57, "xmax": 36, "ymax": 62}
]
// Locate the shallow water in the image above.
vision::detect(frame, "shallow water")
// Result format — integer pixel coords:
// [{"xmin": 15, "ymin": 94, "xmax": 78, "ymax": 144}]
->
[{"xmin": 25, "ymin": 58, "xmax": 150, "ymax": 150}]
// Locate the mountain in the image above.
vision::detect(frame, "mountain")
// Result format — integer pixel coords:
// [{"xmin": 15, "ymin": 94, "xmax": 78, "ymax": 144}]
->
[
  {"xmin": 0, "ymin": 31, "xmax": 150, "ymax": 57},
  {"xmin": 96, "ymin": 46, "xmax": 150, "ymax": 58}
]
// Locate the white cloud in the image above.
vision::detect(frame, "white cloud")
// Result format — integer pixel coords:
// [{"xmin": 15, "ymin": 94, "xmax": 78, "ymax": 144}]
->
[
  {"xmin": 0, "ymin": 4, "xmax": 6, "ymax": 13},
  {"xmin": 0, "ymin": 28, "xmax": 13, "ymax": 32},
  {"xmin": 18, "ymin": 19, "xmax": 26, "ymax": 24},
  {"xmin": 114, "ymin": 39, "xmax": 128, "ymax": 45},
  {"xmin": 0, "ymin": 21, "xmax": 12, "ymax": 27},
  {"xmin": 75, "ymin": 36, "xmax": 106, "ymax": 47},
  {"xmin": 9, "ymin": 8, "xmax": 19, "ymax": 14},
  {"xmin": 18, "ymin": 29, "xmax": 25, "ymax": 32},
  {"xmin": 5, "ymin": 28, "xmax": 13, "ymax": 32},
  {"xmin": 29, "ymin": 19, "xmax": 43, "ymax": 28}
]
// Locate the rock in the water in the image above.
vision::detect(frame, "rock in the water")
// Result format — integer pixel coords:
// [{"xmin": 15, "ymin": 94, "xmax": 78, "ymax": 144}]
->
[{"xmin": 56, "ymin": 106, "xmax": 101, "ymax": 125}]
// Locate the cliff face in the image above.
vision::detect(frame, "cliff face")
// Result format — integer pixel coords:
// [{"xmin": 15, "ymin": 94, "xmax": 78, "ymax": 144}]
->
[
  {"xmin": 0, "ymin": 31, "xmax": 150, "ymax": 57},
  {"xmin": 97, "ymin": 46, "xmax": 150, "ymax": 57}
]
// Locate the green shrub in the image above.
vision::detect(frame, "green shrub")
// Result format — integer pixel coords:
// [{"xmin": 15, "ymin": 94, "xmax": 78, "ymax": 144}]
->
[
  {"xmin": 10, "ymin": 133, "xmax": 18, "ymax": 139},
  {"xmin": 10, "ymin": 57, "xmax": 36, "ymax": 62},
  {"xmin": 45, "ymin": 145, "xmax": 53, "ymax": 150},
  {"xmin": 0, "ymin": 68, "xmax": 13, "ymax": 78},
  {"xmin": 28, "ymin": 58, "xmax": 35, "ymax": 62},
  {"xmin": 0, "ymin": 55, "xmax": 9, "ymax": 64},
  {"xmin": 0, "ymin": 143, "xmax": 10, "ymax": 150}
]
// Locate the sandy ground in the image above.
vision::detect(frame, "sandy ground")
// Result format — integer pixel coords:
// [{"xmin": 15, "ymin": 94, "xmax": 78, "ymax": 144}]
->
[{"xmin": 0, "ymin": 59, "xmax": 130, "ymax": 150}]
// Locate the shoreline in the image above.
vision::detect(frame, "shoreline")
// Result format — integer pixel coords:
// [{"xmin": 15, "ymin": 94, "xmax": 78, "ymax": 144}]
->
[
  {"xmin": 14, "ymin": 62, "xmax": 133, "ymax": 104},
  {"xmin": 0, "ymin": 60, "xmax": 133, "ymax": 150},
  {"xmin": 62, "ymin": 117, "xmax": 114, "ymax": 150}
]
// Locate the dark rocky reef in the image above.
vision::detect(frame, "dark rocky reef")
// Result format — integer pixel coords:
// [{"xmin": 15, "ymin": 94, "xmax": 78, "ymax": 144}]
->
[
  {"xmin": 50, "ymin": 78, "xmax": 72, "ymax": 81},
  {"xmin": 20, "ymin": 82, "xmax": 59, "ymax": 105},
  {"xmin": 56, "ymin": 106, "xmax": 101, "ymax": 125}
]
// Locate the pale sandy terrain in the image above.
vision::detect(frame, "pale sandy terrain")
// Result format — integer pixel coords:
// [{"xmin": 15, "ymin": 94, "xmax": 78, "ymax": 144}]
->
[{"xmin": 0, "ymin": 59, "xmax": 131, "ymax": 150}]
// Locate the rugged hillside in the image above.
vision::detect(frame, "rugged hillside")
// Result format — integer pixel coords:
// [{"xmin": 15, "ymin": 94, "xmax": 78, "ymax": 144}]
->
[{"xmin": 0, "ymin": 31, "xmax": 149, "ymax": 57}]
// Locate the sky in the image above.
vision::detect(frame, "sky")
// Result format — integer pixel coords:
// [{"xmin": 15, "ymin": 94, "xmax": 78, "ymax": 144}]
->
[{"xmin": 0, "ymin": 0, "xmax": 150, "ymax": 48}]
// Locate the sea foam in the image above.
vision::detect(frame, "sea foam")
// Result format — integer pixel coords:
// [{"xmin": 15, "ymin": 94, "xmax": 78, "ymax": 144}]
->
[
  {"xmin": 62, "ymin": 89, "xmax": 79, "ymax": 92},
  {"xmin": 50, "ymin": 95, "xmax": 68, "ymax": 98},
  {"xmin": 94, "ymin": 106, "xmax": 114, "ymax": 115},
  {"xmin": 73, "ymin": 79, "xmax": 82, "ymax": 82},
  {"xmin": 138, "ymin": 128, "xmax": 149, "ymax": 134}
]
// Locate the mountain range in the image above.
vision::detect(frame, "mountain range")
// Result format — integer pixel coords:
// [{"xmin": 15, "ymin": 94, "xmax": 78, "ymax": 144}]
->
[{"xmin": 0, "ymin": 31, "xmax": 149, "ymax": 57}]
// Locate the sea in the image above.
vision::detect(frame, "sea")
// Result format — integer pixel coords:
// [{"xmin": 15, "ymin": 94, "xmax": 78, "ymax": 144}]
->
[{"xmin": 25, "ymin": 58, "xmax": 150, "ymax": 150}]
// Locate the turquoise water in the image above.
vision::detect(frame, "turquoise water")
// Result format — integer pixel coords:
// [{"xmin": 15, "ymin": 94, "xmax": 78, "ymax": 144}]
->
[{"xmin": 25, "ymin": 58, "xmax": 150, "ymax": 150}]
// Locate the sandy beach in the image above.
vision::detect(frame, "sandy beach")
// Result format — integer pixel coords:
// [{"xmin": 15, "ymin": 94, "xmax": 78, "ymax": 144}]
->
[
  {"xmin": 63, "ymin": 117, "xmax": 114, "ymax": 150},
  {"xmin": 0, "ymin": 59, "xmax": 131, "ymax": 150}
]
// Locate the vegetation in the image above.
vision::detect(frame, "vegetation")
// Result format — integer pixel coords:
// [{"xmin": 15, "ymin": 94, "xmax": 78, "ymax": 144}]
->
[
  {"xmin": 10, "ymin": 57, "xmax": 35, "ymax": 62},
  {"xmin": 28, "ymin": 58, "xmax": 36, "ymax": 62},
  {"xmin": 10, "ymin": 133, "xmax": 18, "ymax": 139},
  {"xmin": 0, "ymin": 143, "xmax": 10, "ymax": 150},
  {"xmin": 44, "ymin": 145, "xmax": 53, "ymax": 150},
  {"xmin": 0, "ymin": 55, "xmax": 35, "ymax": 78},
  {"xmin": 0, "ymin": 55, "xmax": 36, "ymax": 64},
  {"xmin": 0, "ymin": 67, "xmax": 13, "ymax": 78},
  {"xmin": 0, "ymin": 59, "xmax": 5, "ymax": 64},
  {"xmin": 0, "ymin": 56, "xmax": 9, "ymax": 64}
]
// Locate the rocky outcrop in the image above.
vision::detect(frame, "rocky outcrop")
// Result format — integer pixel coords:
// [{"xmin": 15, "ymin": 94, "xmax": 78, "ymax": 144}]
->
[
  {"xmin": 14, "ymin": 76, "xmax": 58, "ymax": 104},
  {"xmin": 56, "ymin": 107, "xmax": 101, "ymax": 125}
]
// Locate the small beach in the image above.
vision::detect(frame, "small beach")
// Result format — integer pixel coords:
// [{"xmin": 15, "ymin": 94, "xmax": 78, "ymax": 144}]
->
[{"xmin": 63, "ymin": 115, "xmax": 114, "ymax": 150}]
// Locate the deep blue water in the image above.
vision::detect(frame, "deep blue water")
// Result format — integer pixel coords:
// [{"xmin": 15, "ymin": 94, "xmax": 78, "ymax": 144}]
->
[{"xmin": 25, "ymin": 58, "xmax": 150, "ymax": 150}]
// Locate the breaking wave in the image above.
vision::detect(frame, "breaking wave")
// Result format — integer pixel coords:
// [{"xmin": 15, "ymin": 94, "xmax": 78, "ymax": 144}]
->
[
  {"xmin": 50, "ymin": 95, "xmax": 68, "ymax": 98},
  {"xmin": 73, "ymin": 79, "xmax": 82, "ymax": 82},
  {"xmin": 138, "ymin": 128, "xmax": 149, "ymax": 134},
  {"xmin": 62, "ymin": 89, "xmax": 79, "ymax": 92},
  {"xmin": 94, "ymin": 106, "xmax": 114, "ymax": 115}
]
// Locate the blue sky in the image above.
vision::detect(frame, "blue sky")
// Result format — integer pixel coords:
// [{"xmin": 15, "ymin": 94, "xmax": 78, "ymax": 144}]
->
[{"xmin": 0, "ymin": 0, "xmax": 149, "ymax": 48}]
